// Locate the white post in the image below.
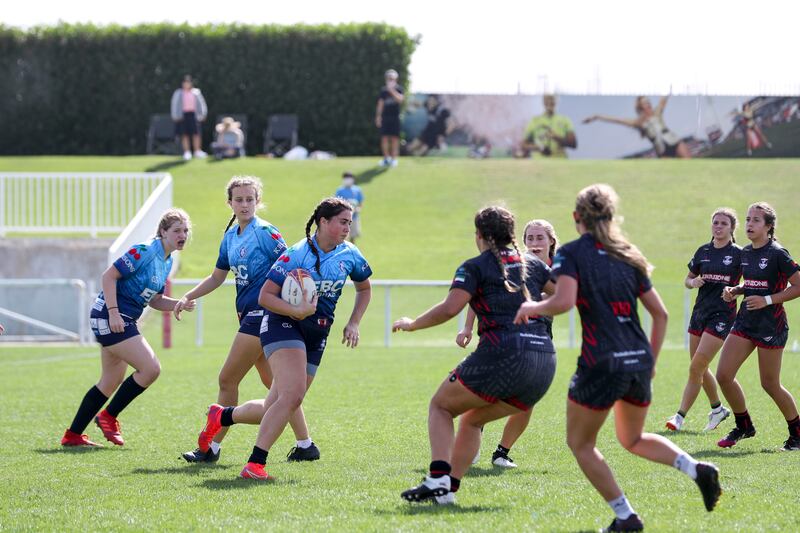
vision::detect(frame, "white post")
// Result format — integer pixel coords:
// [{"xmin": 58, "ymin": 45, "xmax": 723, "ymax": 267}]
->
[
  {"xmin": 384, "ymin": 285, "xmax": 392, "ymax": 348},
  {"xmin": 90, "ymin": 177, "xmax": 97, "ymax": 238},
  {"xmin": 195, "ymin": 299, "xmax": 203, "ymax": 347},
  {"xmin": 684, "ymin": 288, "xmax": 691, "ymax": 350},
  {"xmin": 0, "ymin": 175, "xmax": 5, "ymax": 237}
]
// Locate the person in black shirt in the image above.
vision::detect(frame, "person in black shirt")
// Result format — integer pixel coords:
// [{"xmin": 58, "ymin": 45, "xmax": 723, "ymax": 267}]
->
[
  {"xmin": 393, "ymin": 207, "xmax": 556, "ymax": 505},
  {"xmin": 665, "ymin": 209, "xmax": 740, "ymax": 433},
  {"xmin": 408, "ymin": 94, "xmax": 453, "ymax": 156},
  {"xmin": 515, "ymin": 184, "xmax": 721, "ymax": 531},
  {"xmin": 716, "ymin": 202, "xmax": 800, "ymax": 451},
  {"xmin": 375, "ymin": 69, "xmax": 404, "ymax": 168}
]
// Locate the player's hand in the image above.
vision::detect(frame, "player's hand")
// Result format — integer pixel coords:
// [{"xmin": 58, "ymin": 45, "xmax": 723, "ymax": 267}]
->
[
  {"xmin": 455, "ymin": 329, "xmax": 473, "ymax": 348},
  {"xmin": 173, "ymin": 297, "xmax": 193, "ymax": 320},
  {"xmin": 690, "ymin": 277, "xmax": 705, "ymax": 289},
  {"xmin": 342, "ymin": 322, "xmax": 360, "ymax": 348},
  {"xmin": 108, "ymin": 308, "xmax": 125, "ymax": 333},
  {"xmin": 375, "ymin": 116, "xmax": 382, "ymax": 128},
  {"xmin": 744, "ymin": 295, "xmax": 769, "ymax": 311},
  {"xmin": 513, "ymin": 301, "xmax": 539, "ymax": 325},
  {"xmin": 291, "ymin": 293, "xmax": 318, "ymax": 321},
  {"xmin": 582, "ymin": 115, "xmax": 597, "ymax": 124},
  {"xmin": 392, "ymin": 317, "xmax": 414, "ymax": 332},
  {"xmin": 721, "ymin": 286, "xmax": 737, "ymax": 302}
]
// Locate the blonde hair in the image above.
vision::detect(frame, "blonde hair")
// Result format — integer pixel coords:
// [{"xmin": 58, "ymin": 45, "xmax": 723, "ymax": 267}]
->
[
  {"xmin": 155, "ymin": 208, "xmax": 191, "ymax": 239},
  {"xmin": 523, "ymin": 219, "xmax": 559, "ymax": 259},
  {"xmin": 575, "ymin": 184, "xmax": 652, "ymax": 277},
  {"xmin": 224, "ymin": 176, "xmax": 264, "ymax": 233},
  {"xmin": 475, "ymin": 206, "xmax": 531, "ymax": 300},
  {"xmin": 711, "ymin": 207, "xmax": 738, "ymax": 243},
  {"xmin": 748, "ymin": 201, "xmax": 777, "ymax": 241}
]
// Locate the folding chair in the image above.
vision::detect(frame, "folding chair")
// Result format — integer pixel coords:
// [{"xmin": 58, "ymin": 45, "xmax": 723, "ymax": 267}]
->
[
  {"xmin": 146, "ymin": 114, "xmax": 180, "ymax": 155},
  {"xmin": 263, "ymin": 114, "xmax": 299, "ymax": 156}
]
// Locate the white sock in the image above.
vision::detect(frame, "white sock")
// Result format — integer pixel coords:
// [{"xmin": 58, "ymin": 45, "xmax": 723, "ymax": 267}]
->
[
  {"xmin": 296, "ymin": 438, "xmax": 313, "ymax": 449},
  {"xmin": 210, "ymin": 441, "xmax": 221, "ymax": 454},
  {"xmin": 607, "ymin": 494, "xmax": 635, "ymax": 520},
  {"xmin": 673, "ymin": 453, "xmax": 698, "ymax": 480},
  {"xmin": 712, "ymin": 405, "xmax": 724, "ymax": 413}
]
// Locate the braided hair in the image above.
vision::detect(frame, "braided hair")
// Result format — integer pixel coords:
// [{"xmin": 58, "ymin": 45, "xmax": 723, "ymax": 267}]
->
[
  {"xmin": 575, "ymin": 184, "xmax": 652, "ymax": 277},
  {"xmin": 474, "ymin": 206, "xmax": 531, "ymax": 300},
  {"xmin": 223, "ymin": 176, "xmax": 264, "ymax": 234},
  {"xmin": 748, "ymin": 202, "xmax": 777, "ymax": 241},
  {"xmin": 304, "ymin": 197, "xmax": 353, "ymax": 273},
  {"xmin": 711, "ymin": 207, "xmax": 738, "ymax": 243}
]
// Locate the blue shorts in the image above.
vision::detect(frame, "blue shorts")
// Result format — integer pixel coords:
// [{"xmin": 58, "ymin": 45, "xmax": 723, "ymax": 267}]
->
[
  {"xmin": 238, "ymin": 309, "xmax": 265, "ymax": 337},
  {"xmin": 259, "ymin": 313, "xmax": 332, "ymax": 376},
  {"xmin": 90, "ymin": 306, "xmax": 140, "ymax": 347},
  {"xmin": 175, "ymin": 111, "xmax": 199, "ymax": 136}
]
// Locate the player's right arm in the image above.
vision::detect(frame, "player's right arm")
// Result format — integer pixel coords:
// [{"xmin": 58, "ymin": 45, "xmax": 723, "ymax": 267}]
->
[
  {"xmin": 101, "ymin": 265, "xmax": 125, "ymax": 333},
  {"xmin": 582, "ymin": 114, "xmax": 639, "ymax": 128},
  {"xmin": 375, "ymin": 99, "xmax": 384, "ymax": 128}
]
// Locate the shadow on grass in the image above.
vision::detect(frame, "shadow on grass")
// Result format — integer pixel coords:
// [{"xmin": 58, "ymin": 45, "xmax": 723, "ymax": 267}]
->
[
  {"xmin": 374, "ymin": 504, "xmax": 506, "ymax": 516},
  {"xmin": 691, "ymin": 448, "xmax": 761, "ymax": 458},
  {"xmin": 130, "ymin": 464, "xmax": 234, "ymax": 475},
  {"xmin": 200, "ymin": 477, "xmax": 298, "ymax": 491},
  {"xmin": 144, "ymin": 159, "xmax": 188, "ymax": 172},
  {"xmin": 413, "ymin": 466, "xmax": 508, "ymax": 478},
  {"xmin": 653, "ymin": 429, "xmax": 704, "ymax": 436},
  {"xmin": 36, "ymin": 447, "xmax": 123, "ymax": 455},
  {"xmin": 354, "ymin": 166, "xmax": 389, "ymax": 185}
]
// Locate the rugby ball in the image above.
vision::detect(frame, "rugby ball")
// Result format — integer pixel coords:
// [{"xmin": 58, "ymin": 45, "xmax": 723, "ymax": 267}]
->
[{"xmin": 281, "ymin": 268, "xmax": 316, "ymax": 305}]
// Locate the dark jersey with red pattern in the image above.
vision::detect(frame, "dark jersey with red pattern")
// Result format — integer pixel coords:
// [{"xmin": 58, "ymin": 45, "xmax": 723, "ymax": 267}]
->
[
  {"xmin": 451, "ymin": 249, "xmax": 553, "ymax": 352},
  {"xmin": 733, "ymin": 240, "xmax": 799, "ymax": 336},
  {"xmin": 552, "ymin": 233, "xmax": 653, "ymax": 371},
  {"xmin": 688, "ymin": 241, "xmax": 742, "ymax": 319}
]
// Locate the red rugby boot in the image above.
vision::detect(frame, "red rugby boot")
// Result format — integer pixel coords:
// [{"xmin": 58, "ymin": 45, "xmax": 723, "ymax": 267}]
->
[
  {"xmin": 197, "ymin": 404, "xmax": 224, "ymax": 453},
  {"xmin": 95, "ymin": 409, "xmax": 124, "ymax": 446},
  {"xmin": 61, "ymin": 429, "xmax": 102, "ymax": 447},
  {"xmin": 240, "ymin": 462, "xmax": 272, "ymax": 480}
]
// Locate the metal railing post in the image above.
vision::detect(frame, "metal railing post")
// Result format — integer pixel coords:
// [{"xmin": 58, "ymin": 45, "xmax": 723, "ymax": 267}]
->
[
  {"xmin": 384, "ymin": 285, "xmax": 392, "ymax": 348},
  {"xmin": 195, "ymin": 299, "xmax": 204, "ymax": 347}
]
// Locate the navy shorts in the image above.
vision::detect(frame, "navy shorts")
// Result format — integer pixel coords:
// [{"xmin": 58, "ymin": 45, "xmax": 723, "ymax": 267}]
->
[
  {"xmin": 238, "ymin": 309, "xmax": 264, "ymax": 337},
  {"xmin": 688, "ymin": 309, "xmax": 735, "ymax": 340},
  {"xmin": 568, "ymin": 360, "xmax": 652, "ymax": 410},
  {"xmin": 452, "ymin": 339, "xmax": 556, "ymax": 410},
  {"xmin": 259, "ymin": 313, "xmax": 331, "ymax": 376},
  {"xmin": 175, "ymin": 111, "xmax": 199, "ymax": 136},
  {"xmin": 90, "ymin": 305, "xmax": 140, "ymax": 347},
  {"xmin": 380, "ymin": 116, "xmax": 401, "ymax": 137}
]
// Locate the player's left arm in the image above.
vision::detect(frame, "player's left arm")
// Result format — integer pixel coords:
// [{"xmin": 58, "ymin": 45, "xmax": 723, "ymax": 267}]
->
[
  {"xmin": 149, "ymin": 293, "xmax": 194, "ymax": 313},
  {"xmin": 342, "ymin": 279, "xmax": 371, "ymax": 348},
  {"xmin": 745, "ymin": 271, "xmax": 800, "ymax": 310}
]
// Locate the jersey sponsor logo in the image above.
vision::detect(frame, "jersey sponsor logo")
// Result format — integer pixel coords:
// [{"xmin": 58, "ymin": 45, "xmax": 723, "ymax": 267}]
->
[
  {"xmin": 723, "ymin": 255, "xmax": 733, "ymax": 266},
  {"xmin": 272, "ymin": 264, "xmax": 287, "ymax": 276},
  {"xmin": 613, "ymin": 349, "xmax": 647, "ymax": 358},
  {"xmin": 763, "ymin": 336, "xmax": 773, "ymax": 342},
  {"xmin": 361, "ymin": 262, "xmax": 370, "ymax": 272},
  {"xmin": 92, "ymin": 297, "xmax": 105, "ymax": 311},
  {"xmin": 744, "ymin": 279, "xmax": 769, "ymax": 289},
  {"xmin": 316, "ymin": 279, "xmax": 345, "ymax": 297},
  {"xmin": 759, "ymin": 257, "xmax": 768, "ymax": 269},
  {"xmin": 139, "ymin": 287, "xmax": 158, "ymax": 303},
  {"xmin": 121, "ymin": 255, "xmax": 135, "ymax": 272},
  {"xmin": 230, "ymin": 265, "xmax": 249, "ymax": 286},
  {"xmin": 610, "ymin": 301, "xmax": 632, "ymax": 322},
  {"xmin": 239, "ymin": 246, "xmax": 247, "ymax": 258},
  {"xmin": 716, "ymin": 321, "xmax": 727, "ymax": 332},
  {"xmin": 260, "ymin": 315, "xmax": 269, "ymax": 333},
  {"xmin": 282, "ymin": 322, "xmax": 292, "ymax": 328},
  {"xmin": 128, "ymin": 245, "xmax": 147, "ymax": 260},
  {"xmin": 701, "ymin": 273, "xmax": 731, "ymax": 283},
  {"xmin": 278, "ymin": 254, "xmax": 291, "ymax": 263}
]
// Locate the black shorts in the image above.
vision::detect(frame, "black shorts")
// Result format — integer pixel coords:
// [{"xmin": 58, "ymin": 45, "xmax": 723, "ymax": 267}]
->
[
  {"xmin": 90, "ymin": 306, "xmax": 140, "ymax": 347},
  {"xmin": 659, "ymin": 143, "xmax": 679, "ymax": 157},
  {"xmin": 568, "ymin": 361, "xmax": 652, "ymax": 410},
  {"xmin": 238, "ymin": 310, "xmax": 264, "ymax": 337},
  {"xmin": 419, "ymin": 126, "xmax": 441, "ymax": 148},
  {"xmin": 175, "ymin": 111, "xmax": 199, "ymax": 136},
  {"xmin": 729, "ymin": 327, "xmax": 788, "ymax": 349},
  {"xmin": 452, "ymin": 343, "xmax": 556, "ymax": 410},
  {"xmin": 259, "ymin": 313, "xmax": 331, "ymax": 376},
  {"xmin": 688, "ymin": 309, "xmax": 734, "ymax": 340},
  {"xmin": 380, "ymin": 116, "xmax": 401, "ymax": 137}
]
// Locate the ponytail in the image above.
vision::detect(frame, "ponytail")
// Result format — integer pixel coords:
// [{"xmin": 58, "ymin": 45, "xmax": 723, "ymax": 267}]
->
[
  {"xmin": 475, "ymin": 206, "xmax": 531, "ymax": 300},
  {"xmin": 304, "ymin": 197, "xmax": 353, "ymax": 273},
  {"xmin": 223, "ymin": 214, "xmax": 236, "ymax": 234},
  {"xmin": 305, "ymin": 209, "xmax": 321, "ymax": 274}
]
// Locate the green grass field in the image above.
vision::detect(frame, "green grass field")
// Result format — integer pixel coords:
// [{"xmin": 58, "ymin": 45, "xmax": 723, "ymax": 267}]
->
[{"xmin": 2, "ymin": 156, "xmax": 800, "ymax": 531}]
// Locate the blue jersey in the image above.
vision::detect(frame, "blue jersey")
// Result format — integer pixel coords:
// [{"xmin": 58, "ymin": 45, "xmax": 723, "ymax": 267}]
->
[
  {"xmin": 215, "ymin": 216, "xmax": 287, "ymax": 317},
  {"xmin": 266, "ymin": 236, "xmax": 372, "ymax": 324},
  {"xmin": 97, "ymin": 238, "xmax": 173, "ymax": 320},
  {"xmin": 335, "ymin": 185, "xmax": 364, "ymax": 220}
]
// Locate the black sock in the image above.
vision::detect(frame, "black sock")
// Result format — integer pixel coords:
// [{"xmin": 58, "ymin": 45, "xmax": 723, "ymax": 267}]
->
[
  {"xmin": 221, "ymin": 406, "xmax": 236, "ymax": 427},
  {"xmin": 248, "ymin": 446, "xmax": 268, "ymax": 465},
  {"xmin": 710, "ymin": 401, "xmax": 721, "ymax": 410},
  {"xmin": 787, "ymin": 416, "xmax": 800, "ymax": 438},
  {"xmin": 677, "ymin": 410, "xmax": 687, "ymax": 418},
  {"xmin": 429, "ymin": 460, "xmax": 451, "ymax": 478},
  {"xmin": 734, "ymin": 410, "xmax": 753, "ymax": 430},
  {"xmin": 68, "ymin": 386, "xmax": 108, "ymax": 434},
  {"xmin": 450, "ymin": 477, "xmax": 461, "ymax": 493},
  {"xmin": 105, "ymin": 374, "xmax": 147, "ymax": 418},
  {"xmin": 496, "ymin": 444, "xmax": 511, "ymax": 455}
]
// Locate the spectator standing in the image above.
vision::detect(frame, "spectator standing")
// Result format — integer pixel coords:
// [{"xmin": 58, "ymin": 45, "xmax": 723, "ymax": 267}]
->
[
  {"xmin": 375, "ymin": 69, "xmax": 404, "ymax": 167},
  {"xmin": 335, "ymin": 172, "xmax": 364, "ymax": 244},
  {"xmin": 171, "ymin": 75, "xmax": 208, "ymax": 160}
]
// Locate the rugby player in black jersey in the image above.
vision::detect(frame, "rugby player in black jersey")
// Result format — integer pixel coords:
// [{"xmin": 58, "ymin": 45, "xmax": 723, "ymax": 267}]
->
[
  {"xmin": 515, "ymin": 184, "xmax": 720, "ymax": 532},
  {"xmin": 716, "ymin": 202, "xmax": 800, "ymax": 451},
  {"xmin": 666, "ymin": 209, "xmax": 740, "ymax": 432}
]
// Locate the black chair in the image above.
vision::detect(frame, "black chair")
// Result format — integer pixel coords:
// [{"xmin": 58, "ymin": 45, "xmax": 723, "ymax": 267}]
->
[
  {"xmin": 263, "ymin": 114, "xmax": 299, "ymax": 156},
  {"xmin": 146, "ymin": 114, "xmax": 180, "ymax": 155}
]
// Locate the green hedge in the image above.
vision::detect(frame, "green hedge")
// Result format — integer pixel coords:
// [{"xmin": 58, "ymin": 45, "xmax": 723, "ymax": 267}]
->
[{"xmin": 0, "ymin": 23, "xmax": 416, "ymax": 155}]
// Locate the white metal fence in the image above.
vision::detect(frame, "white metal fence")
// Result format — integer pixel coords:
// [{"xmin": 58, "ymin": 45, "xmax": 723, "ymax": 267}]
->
[
  {"xmin": 0, "ymin": 172, "xmax": 168, "ymax": 237},
  {"xmin": 0, "ymin": 279, "xmax": 90, "ymax": 343}
]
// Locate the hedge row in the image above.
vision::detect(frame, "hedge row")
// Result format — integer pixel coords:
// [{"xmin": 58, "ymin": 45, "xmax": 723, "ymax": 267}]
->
[{"xmin": 0, "ymin": 23, "xmax": 416, "ymax": 155}]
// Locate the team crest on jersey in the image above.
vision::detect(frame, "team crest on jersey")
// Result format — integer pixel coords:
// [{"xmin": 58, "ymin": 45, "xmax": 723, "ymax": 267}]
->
[
  {"xmin": 723, "ymin": 256, "xmax": 733, "ymax": 266},
  {"xmin": 716, "ymin": 322, "xmax": 727, "ymax": 332},
  {"xmin": 239, "ymin": 246, "xmax": 247, "ymax": 258},
  {"xmin": 151, "ymin": 275, "xmax": 159, "ymax": 284},
  {"xmin": 759, "ymin": 257, "xmax": 768, "ymax": 269}
]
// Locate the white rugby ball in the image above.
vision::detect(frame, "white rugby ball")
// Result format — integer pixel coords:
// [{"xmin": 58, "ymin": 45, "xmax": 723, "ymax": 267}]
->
[{"xmin": 281, "ymin": 268, "xmax": 316, "ymax": 305}]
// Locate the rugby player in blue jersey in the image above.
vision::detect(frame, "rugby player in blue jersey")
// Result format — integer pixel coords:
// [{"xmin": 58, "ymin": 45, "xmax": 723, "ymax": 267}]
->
[
  {"xmin": 194, "ymin": 197, "xmax": 372, "ymax": 480},
  {"xmin": 716, "ymin": 202, "xmax": 800, "ymax": 451},
  {"xmin": 394, "ymin": 207, "xmax": 556, "ymax": 505},
  {"xmin": 666, "ymin": 208, "xmax": 740, "ymax": 433},
  {"xmin": 61, "ymin": 209, "xmax": 193, "ymax": 447},
  {"xmin": 515, "ymin": 185, "xmax": 721, "ymax": 531},
  {"xmin": 178, "ymin": 177, "xmax": 317, "ymax": 464}
]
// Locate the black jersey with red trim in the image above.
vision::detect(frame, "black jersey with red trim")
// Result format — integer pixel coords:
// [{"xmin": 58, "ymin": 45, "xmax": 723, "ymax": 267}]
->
[
  {"xmin": 688, "ymin": 241, "xmax": 742, "ymax": 318},
  {"xmin": 734, "ymin": 240, "xmax": 799, "ymax": 336},
  {"xmin": 451, "ymin": 249, "xmax": 553, "ymax": 352},
  {"xmin": 552, "ymin": 233, "xmax": 653, "ymax": 371}
]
